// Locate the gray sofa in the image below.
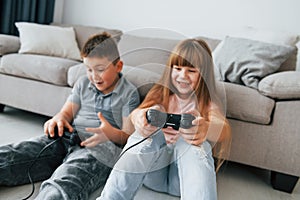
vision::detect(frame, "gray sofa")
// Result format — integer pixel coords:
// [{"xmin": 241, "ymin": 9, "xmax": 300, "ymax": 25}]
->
[{"xmin": 0, "ymin": 22, "xmax": 300, "ymax": 198}]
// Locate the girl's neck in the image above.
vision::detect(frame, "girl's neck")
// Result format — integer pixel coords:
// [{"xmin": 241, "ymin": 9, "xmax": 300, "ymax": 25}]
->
[{"xmin": 168, "ymin": 94, "xmax": 197, "ymax": 114}]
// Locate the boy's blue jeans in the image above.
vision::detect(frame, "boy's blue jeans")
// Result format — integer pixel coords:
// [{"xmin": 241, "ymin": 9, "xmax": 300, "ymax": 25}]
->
[
  {"xmin": 98, "ymin": 130, "xmax": 217, "ymax": 200},
  {"xmin": 0, "ymin": 135, "xmax": 117, "ymax": 200}
]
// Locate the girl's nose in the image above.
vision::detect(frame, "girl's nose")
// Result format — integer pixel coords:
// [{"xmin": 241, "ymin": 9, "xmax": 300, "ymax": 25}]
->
[{"xmin": 179, "ymin": 69, "xmax": 188, "ymax": 78}]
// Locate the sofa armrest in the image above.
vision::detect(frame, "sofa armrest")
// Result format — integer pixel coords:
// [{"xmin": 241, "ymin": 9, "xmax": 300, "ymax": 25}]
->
[
  {"xmin": 0, "ymin": 34, "xmax": 20, "ymax": 56},
  {"xmin": 258, "ymin": 71, "xmax": 300, "ymax": 99}
]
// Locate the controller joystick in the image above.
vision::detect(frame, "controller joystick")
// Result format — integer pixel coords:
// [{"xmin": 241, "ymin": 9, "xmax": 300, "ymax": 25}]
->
[
  {"xmin": 146, "ymin": 109, "xmax": 195, "ymax": 130},
  {"xmin": 180, "ymin": 113, "xmax": 195, "ymax": 129},
  {"xmin": 48, "ymin": 127, "xmax": 83, "ymax": 147}
]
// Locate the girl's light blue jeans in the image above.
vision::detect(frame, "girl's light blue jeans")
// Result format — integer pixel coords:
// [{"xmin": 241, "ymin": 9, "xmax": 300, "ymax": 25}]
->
[{"xmin": 98, "ymin": 129, "xmax": 217, "ymax": 200}]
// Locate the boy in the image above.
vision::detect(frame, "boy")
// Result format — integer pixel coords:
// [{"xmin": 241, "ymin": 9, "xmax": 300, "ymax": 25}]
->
[{"xmin": 0, "ymin": 33, "xmax": 140, "ymax": 199}]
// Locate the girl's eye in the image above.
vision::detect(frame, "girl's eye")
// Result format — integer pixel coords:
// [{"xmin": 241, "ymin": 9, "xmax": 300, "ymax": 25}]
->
[
  {"xmin": 173, "ymin": 66, "xmax": 182, "ymax": 71},
  {"xmin": 189, "ymin": 69, "xmax": 197, "ymax": 73}
]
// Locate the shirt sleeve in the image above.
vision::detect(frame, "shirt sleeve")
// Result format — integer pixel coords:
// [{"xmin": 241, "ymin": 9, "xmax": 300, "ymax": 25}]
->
[
  {"xmin": 67, "ymin": 77, "xmax": 84, "ymax": 105},
  {"xmin": 122, "ymin": 88, "xmax": 140, "ymax": 117}
]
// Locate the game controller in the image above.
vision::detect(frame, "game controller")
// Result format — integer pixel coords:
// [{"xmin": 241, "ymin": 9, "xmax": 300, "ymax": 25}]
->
[
  {"xmin": 48, "ymin": 127, "xmax": 83, "ymax": 147},
  {"xmin": 146, "ymin": 109, "xmax": 195, "ymax": 130}
]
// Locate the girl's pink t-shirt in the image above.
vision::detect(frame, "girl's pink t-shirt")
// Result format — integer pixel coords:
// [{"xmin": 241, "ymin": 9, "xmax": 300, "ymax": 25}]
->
[{"xmin": 162, "ymin": 94, "xmax": 197, "ymax": 144}]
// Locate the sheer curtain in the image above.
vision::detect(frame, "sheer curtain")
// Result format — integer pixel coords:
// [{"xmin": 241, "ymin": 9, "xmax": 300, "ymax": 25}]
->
[{"xmin": 0, "ymin": 0, "xmax": 55, "ymax": 35}]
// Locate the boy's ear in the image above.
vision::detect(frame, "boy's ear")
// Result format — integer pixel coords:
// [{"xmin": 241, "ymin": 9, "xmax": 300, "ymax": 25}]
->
[{"xmin": 115, "ymin": 60, "xmax": 123, "ymax": 72}]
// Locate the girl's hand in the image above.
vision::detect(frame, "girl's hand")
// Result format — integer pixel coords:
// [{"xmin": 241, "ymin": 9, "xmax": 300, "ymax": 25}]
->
[
  {"xmin": 179, "ymin": 110, "xmax": 209, "ymax": 146},
  {"xmin": 81, "ymin": 112, "xmax": 111, "ymax": 147},
  {"xmin": 44, "ymin": 115, "xmax": 73, "ymax": 138},
  {"xmin": 131, "ymin": 105, "xmax": 163, "ymax": 138}
]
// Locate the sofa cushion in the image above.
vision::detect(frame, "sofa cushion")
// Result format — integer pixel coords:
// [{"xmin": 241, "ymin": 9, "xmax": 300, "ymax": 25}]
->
[
  {"xmin": 227, "ymin": 26, "xmax": 299, "ymax": 71},
  {"xmin": 0, "ymin": 34, "xmax": 20, "ymax": 55},
  {"xmin": 213, "ymin": 36, "xmax": 295, "ymax": 89},
  {"xmin": 67, "ymin": 63, "xmax": 86, "ymax": 87},
  {"xmin": 15, "ymin": 22, "xmax": 81, "ymax": 61},
  {"xmin": 122, "ymin": 64, "xmax": 162, "ymax": 99},
  {"xmin": 258, "ymin": 71, "xmax": 300, "ymax": 99},
  {"xmin": 0, "ymin": 54, "xmax": 80, "ymax": 86},
  {"xmin": 118, "ymin": 34, "xmax": 179, "ymax": 67},
  {"xmin": 53, "ymin": 23, "xmax": 123, "ymax": 50},
  {"xmin": 218, "ymin": 82, "xmax": 275, "ymax": 124}
]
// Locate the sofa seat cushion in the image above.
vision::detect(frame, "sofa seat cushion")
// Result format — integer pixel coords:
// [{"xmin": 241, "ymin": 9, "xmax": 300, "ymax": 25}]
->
[
  {"xmin": 218, "ymin": 82, "xmax": 275, "ymax": 124},
  {"xmin": 0, "ymin": 54, "xmax": 80, "ymax": 86}
]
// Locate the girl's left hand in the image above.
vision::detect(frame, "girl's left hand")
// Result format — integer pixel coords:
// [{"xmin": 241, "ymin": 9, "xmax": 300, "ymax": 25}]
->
[{"xmin": 179, "ymin": 110, "xmax": 209, "ymax": 146}]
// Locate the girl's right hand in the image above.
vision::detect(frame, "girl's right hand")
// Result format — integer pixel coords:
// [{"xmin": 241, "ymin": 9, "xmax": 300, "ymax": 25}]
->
[{"xmin": 130, "ymin": 105, "xmax": 163, "ymax": 137}]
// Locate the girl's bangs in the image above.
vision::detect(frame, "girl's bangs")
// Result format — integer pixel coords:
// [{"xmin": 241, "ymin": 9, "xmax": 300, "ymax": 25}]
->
[
  {"xmin": 170, "ymin": 51, "xmax": 194, "ymax": 68},
  {"xmin": 170, "ymin": 45, "xmax": 203, "ymax": 69}
]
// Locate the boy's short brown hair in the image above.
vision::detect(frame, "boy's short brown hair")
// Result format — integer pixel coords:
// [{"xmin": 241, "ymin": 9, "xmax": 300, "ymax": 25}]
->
[{"xmin": 81, "ymin": 32, "xmax": 120, "ymax": 64}]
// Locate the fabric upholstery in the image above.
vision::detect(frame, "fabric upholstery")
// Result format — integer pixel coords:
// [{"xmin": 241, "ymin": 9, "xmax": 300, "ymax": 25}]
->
[
  {"xmin": 220, "ymin": 82, "xmax": 275, "ymax": 124},
  {"xmin": 67, "ymin": 63, "xmax": 86, "ymax": 87},
  {"xmin": 15, "ymin": 22, "xmax": 81, "ymax": 60},
  {"xmin": 258, "ymin": 71, "xmax": 300, "ymax": 99},
  {"xmin": 0, "ymin": 73, "xmax": 72, "ymax": 117},
  {"xmin": 0, "ymin": 34, "xmax": 20, "ymax": 55},
  {"xmin": 0, "ymin": 54, "xmax": 80, "ymax": 86},
  {"xmin": 213, "ymin": 36, "xmax": 295, "ymax": 89},
  {"xmin": 226, "ymin": 26, "xmax": 299, "ymax": 71},
  {"xmin": 122, "ymin": 64, "xmax": 162, "ymax": 99},
  {"xmin": 118, "ymin": 34, "xmax": 179, "ymax": 67},
  {"xmin": 52, "ymin": 23, "xmax": 123, "ymax": 50}
]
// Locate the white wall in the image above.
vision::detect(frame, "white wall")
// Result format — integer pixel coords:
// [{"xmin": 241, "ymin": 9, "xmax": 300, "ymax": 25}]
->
[{"xmin": 55, "ymin": 0, "xmax": 300, "ymax": 39}]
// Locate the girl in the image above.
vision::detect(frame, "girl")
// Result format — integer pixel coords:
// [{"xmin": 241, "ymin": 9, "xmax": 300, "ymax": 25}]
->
[{"xmin": 98, "ymin": 38, "xmax": 231, "ymax": 200}]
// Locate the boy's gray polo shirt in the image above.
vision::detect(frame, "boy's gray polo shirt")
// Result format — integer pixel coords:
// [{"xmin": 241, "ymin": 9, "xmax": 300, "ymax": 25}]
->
[{"xmin": 67, "ymin": 74, "xmax": 140, "ymax": 134}]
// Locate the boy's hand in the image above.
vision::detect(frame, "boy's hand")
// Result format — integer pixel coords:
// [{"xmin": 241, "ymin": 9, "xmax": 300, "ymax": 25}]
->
[
  {"xmin": 81, "ymin": 112, "xmax": 110, "ymax": 147},
  {"xmin": 44, "ymin": 115, "xmax": 73, "ymax": 138},
  {"xmin": 179, "ymin": 110, "xmax": 208, "ymax": 146}
]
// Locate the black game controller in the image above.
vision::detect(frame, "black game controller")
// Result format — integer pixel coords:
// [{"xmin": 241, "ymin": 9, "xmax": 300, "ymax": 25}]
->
[
  {"xmin": 48, "ymin": 127, "xmax": 83, "ymax": 147},
  {"xmin": 146, "ymin": 109, "xmax": 195, "ymax": 130}
]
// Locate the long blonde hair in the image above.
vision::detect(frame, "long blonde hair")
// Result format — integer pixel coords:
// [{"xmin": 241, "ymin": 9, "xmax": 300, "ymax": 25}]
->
[{"xmin": 140, "ymin": 38, "xmax": 231, "ymax": 171}]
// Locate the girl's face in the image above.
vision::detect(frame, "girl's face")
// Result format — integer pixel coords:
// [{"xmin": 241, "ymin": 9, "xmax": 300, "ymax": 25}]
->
[
  {"xmin": 171, "ymin": 65, "xmax": 200, "ymax": 99},
  {"xmin": 83, "ymin": 57, "xmax": 122, "ymax": 94}
]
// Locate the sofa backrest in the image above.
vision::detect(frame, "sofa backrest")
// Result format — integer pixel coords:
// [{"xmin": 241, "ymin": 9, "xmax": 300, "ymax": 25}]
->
[
  {"xmin": 52, "ymin": 23, "xmax": 123, "ymax": 50},
  {"xmin": 118, "ymin": 33, "xmax": 221, "ymax": 68},
  {"xmin": 52, "ymin": 23, "xmax": 298, "ymax": 72}
]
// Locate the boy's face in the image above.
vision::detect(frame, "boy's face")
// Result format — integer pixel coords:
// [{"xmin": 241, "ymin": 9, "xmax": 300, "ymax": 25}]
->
[{"xmin": 83, "ymin": 57, "xmax": 123, "ymax": 94}]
